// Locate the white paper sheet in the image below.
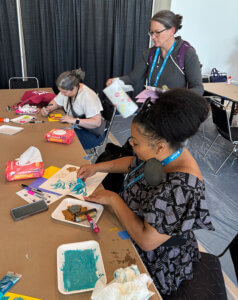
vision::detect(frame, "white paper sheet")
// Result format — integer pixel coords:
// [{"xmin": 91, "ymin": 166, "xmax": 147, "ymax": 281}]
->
[
  {"xmin": 16, "ymin": 189, "xmax": 62, "ymax": 205},
  {"xmin": 0, "ymin": 125, "xmax": 24, "ymax": 135}
]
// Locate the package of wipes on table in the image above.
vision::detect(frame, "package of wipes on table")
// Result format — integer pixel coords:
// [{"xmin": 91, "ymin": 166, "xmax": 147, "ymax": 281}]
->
[
  {"xmin": 5, "ymin": 146, "xmax": 44, "ymax": 181},
  {"xmin": 44, "ymin": 128, "xmax": 75, "ymax": 144}
]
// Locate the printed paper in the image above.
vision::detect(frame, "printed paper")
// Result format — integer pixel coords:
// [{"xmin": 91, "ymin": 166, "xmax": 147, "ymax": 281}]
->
[{"xmin": 39, "ymin": 164, "xmax": 107, "ymax": 199}]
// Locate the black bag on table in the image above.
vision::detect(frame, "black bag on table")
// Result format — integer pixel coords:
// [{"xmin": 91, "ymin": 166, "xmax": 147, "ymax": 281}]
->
[
  {"xmin": 96, "ymin": 139, "xmax": 133, "ymax": 193},
  {"xmin": 210, "ymin": 68, "xmax": 227, "ymax": 83}
]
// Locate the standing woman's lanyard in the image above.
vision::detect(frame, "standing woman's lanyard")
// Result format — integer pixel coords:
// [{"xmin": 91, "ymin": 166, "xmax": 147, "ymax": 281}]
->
[
  {"xmin": 124, "ymin": 147, "xmax": 183, "ymax": 191},
  {"xmin": 148, "ymin": 41, "xmax": 175, "ymax": 87}
]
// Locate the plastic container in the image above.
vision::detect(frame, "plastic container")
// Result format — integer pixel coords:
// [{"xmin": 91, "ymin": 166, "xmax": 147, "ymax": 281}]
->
[{"xmin": 103, "ymin": 80, "xmax": 138, "ymax": 118}]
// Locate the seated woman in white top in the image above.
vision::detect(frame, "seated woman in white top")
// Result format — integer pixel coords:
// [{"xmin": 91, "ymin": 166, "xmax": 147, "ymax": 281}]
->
[{"xmin": 41, "ymin": 69, "xmax": 105, "ymax": 149}]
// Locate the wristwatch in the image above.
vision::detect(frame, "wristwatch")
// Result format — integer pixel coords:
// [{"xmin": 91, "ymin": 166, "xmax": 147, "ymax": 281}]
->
[{"xmin": 75, "ymin": 118, "xmax": 80, "ymax": 125}]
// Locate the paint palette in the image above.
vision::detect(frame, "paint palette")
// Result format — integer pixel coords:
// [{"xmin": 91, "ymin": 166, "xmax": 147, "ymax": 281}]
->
[
  {"xmin": 57, "ymin": 240, "xmax": 107, "ymax": 294},
  {"xmin": 51, "ymin": 197, "xmax": 104, "ymax": 227}
]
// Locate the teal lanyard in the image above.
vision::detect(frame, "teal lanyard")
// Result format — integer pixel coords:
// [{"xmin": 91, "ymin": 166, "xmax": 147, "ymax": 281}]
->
[
  {"xmin": 148, "ymin": 41, "xmax": 176, "ymax": 87},
  {"xmin": 124, "ymin": 147, "xmax": 183, "ymax": 191},
  {"xmin": 124, "ymin": 162, "xmax": 145, "ymax": 190}
]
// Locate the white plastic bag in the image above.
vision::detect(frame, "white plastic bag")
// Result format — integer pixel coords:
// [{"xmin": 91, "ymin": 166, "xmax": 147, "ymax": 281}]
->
[{"xmin": 91, "ymin": 265, "xmax": 154, "ymax": 300}]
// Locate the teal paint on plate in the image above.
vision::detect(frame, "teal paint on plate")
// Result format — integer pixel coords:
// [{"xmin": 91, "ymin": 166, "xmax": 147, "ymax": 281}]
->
[{"xmin": 62, "ymin": 249, "xmax": 99, "ymax": 292}]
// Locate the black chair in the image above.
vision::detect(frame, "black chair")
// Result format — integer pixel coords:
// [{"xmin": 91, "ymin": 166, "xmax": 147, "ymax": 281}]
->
[
  {"xmin": 9, "ymin": 77, "xmax": 39, "ymax": 89},
  {"xmin": 204, "ymin": 97, "xmax": 238, "ymax": 174},
  {"xmin": 217, "ymin": 234, "xmax": 238, "ymax": 283},
  {"xmin": 164, "ymin": 234, "xmax": 238, "ymax": 300},
  {"xmin": 163, "ymin": 252, "xmax": 227, "ymax": 300},
  {"xmin": 87, "ymin": 98, "xmax": 116, "ymax": 158}
]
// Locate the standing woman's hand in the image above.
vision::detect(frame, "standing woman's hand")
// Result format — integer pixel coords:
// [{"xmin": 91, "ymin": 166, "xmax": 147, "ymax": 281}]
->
[{"xmin": 106, "ymin": 78, "xmax": 115, "ymax": 86}]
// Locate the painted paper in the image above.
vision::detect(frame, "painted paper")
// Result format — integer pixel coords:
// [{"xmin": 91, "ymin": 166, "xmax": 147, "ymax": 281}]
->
[{"xmin": 39, "ymin": 164, "xmax": 106, "ymax": 199}]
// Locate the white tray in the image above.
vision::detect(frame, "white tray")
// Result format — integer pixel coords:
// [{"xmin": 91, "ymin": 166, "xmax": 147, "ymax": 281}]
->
[
  {"xmin": 57, "ymin": 240, "xmax": 107, "ymax": 294},
  {"xmin": 51, "ymin": 197, "xmax": 103, "ymax": 227},
  {"xmin": 0, "ymin": 125, "xmax": 24, "ymax": 135}
]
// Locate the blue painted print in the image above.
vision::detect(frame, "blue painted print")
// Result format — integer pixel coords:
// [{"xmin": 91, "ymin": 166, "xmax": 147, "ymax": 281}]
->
[{"xmin": 62, "ymin": 249, "xmax": 99, "ymax": 292}]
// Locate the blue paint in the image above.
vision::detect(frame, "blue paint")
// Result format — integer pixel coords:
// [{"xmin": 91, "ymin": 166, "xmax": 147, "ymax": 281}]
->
[
  {"xmin": 71, "ymin": 178, "xmax": 87, "ymax": 196},
  {"xmin": 62, "ymin": 249, "xmax": 99, "ymax": 292},
  {"xmin": 118, "ymin": 230, "xmax": 130, "ymax": 240}
]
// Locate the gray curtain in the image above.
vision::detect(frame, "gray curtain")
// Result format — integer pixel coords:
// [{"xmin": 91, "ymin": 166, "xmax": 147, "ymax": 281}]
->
[
  {"xmin": 1, "ymin": 0, "xmax": 153, "ymax": 96},
  {"xmin": 0, "ymin": 0, "xmax": 21, "ymax": 88}
]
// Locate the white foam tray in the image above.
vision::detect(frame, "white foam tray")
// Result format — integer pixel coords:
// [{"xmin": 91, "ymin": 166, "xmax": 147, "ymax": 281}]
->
[
  {"xmin": 51, "ymin": 197, "xmax": 103, "ymax": 227},
  {"xmin": 57, "ymin": 240, "xmax": 107, "ymax": 294}
]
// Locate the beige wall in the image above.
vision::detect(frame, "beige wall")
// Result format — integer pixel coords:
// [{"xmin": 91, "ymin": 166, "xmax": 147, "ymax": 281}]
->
[{"xmin": 152, "ymin": 0, "xmax": 171, "ymax": 16}]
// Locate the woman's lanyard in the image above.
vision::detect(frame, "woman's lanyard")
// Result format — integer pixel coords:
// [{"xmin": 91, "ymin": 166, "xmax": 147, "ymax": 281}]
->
[
  {"xmin": 124, "ymin": 147, "xmax": 183, "ymax": 191},
  {"xmin": 66, "ymin": 87, "xmax": 79, "ymax": 115},
  {"xmin": 148, "ymin": 41, "xmax": 176, "ymax": 87}
]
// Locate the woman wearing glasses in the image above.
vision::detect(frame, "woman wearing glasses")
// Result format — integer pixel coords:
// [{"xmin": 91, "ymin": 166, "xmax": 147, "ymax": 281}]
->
[
  {"xmin": 41, "ymin": 69, "xmax": 105, "ymax": 149},
  {"xmin": 77, "ymin": 88, "xmax": 214, "ymax": 296},
  {"xmin": 107, "ymin": 10, "xmax": 203, "ymax": 95}
]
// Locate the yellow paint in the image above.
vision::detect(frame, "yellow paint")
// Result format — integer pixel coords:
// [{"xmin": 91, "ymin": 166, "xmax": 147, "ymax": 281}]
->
[
  {"xmin": 4, "ymin": 292, "xmax": 42, "ymax": 300},
  {"xmin": 109, "ymin": 227, "xmax": 118, "ymax": 231}
]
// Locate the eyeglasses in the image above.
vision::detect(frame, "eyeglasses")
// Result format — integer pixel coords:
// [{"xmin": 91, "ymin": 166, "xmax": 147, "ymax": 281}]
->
[{"xmin": 148, "ymin": 28, "xmax": 168, "ymax": 37}]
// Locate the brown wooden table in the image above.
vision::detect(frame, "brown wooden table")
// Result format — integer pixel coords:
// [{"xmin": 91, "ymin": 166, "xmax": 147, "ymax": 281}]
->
[
  {"xmin": 203, "ymin": 83, "xmax": 238, "ymax": 102},
  {"xmin": 204, "ymin": 82, "xmax": 238, "ymax": 123},
  {"xmin": 0, "ymin": 89, "xmax": 161, "ymax": 300}
]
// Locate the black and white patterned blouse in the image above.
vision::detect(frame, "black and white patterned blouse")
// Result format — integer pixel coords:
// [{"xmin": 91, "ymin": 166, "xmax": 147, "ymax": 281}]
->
[{"xmin": 120, "ymin": 157, "xmax": 214, "ymax": 295}]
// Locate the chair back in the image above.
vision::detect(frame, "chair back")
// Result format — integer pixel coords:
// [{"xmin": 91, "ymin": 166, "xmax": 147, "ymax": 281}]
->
[
  {"xmin": 218, "ymin": 233, "xmax": 238, "ymax": 282},
  {"xmin": 9, "ymin": 77, "xmax": 39, "ymax": 89},
  {"xmin": 163, "ymin": 252, "xmax": 227, "ymax": 300},
  {"xmin": 210, "ymin": 98, "xmax": 233, "ymax": 142},
  {"xmin": 100, "ymin": 98, "xmax": 116, "ymax": 142}
]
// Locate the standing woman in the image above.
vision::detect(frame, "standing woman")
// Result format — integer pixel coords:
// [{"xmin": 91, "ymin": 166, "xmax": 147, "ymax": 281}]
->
[
  {"xmin": 41, "ymin": 69, "xmax": 105, "ymax": 149},
  {"xmin": 107, "ymin": 10, "xmax": 203, "ymax": 95}
]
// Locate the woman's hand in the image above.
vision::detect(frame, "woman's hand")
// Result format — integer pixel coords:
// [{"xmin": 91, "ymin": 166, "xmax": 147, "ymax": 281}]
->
[
  {"xmin": 77, "ymin": 164, "xmax": 98, "ymax": 181},
  {"xmin": 106, "ymin": 78, "xmax": 115, "ymax": 86},
  {"xmin": 60, "ymin": 115, "xmax": 76, "ymax": 124},
  {"xmin": 84, "ymin": 189, "xmax": 118, "ymax": 206},
  {"xmin": 41, "ymin": 107, "xmax": 49, "ymax": 117}
]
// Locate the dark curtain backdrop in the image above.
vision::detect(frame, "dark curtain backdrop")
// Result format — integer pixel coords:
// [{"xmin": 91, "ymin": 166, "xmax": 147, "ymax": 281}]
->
[
  {"xmin": 0, "ymin": 0, "xmax": 21, "ymax": 88},
  {"xmin": 1, "ymin": 0, "xmax": 153, "ymax": 96}
]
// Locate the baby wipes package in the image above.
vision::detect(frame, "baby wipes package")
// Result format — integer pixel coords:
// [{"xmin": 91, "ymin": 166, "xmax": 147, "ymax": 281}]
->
[
  {"xmin": 5, "ymin": 146, "xmax": 44, "ymax": 181},
  {"xmin": 44, "ymin": 129, "xmax": 75, "ymax": 144}
]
